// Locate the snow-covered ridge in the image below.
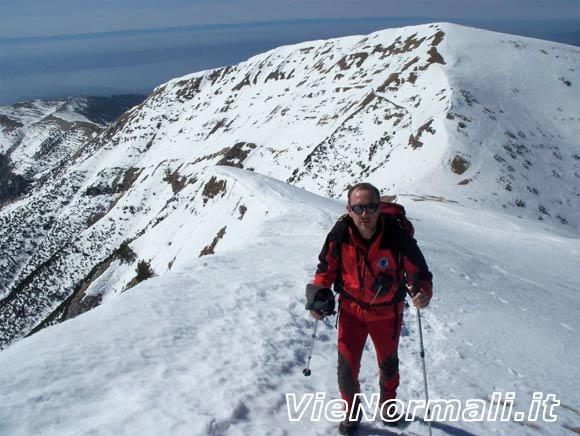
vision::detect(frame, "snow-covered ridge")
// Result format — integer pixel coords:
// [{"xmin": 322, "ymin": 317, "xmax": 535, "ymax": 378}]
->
[
  {"xmin": 0, "ymin": 95, "xmax": 146, "ymax": 182},
  {"xmin": 0, "ymin": 168, "xmax": 578, "ymax": 436},
  {"xmin": 0, "ymin": 23, "xmax": 579, "ymax": 350},
  {"xmin": 82, "ymin": 22, "xmax": 579, "ymax": 227}
]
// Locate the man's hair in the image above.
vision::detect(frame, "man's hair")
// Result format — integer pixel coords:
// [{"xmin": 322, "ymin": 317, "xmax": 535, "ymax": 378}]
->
[{"xmin": 347, "ymin": 183, "xmax": 381, "ymax": 204}]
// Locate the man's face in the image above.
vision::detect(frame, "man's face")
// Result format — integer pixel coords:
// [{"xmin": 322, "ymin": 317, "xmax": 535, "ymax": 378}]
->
[{"xmin": 347, "ymin": 188, "xmax": 380, "ymax": 236}]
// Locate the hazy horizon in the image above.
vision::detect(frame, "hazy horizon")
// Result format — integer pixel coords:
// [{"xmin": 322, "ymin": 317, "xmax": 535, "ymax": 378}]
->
[{"xmin": 1, "ymin": 8, "xmax": 579, "ymax": 105}]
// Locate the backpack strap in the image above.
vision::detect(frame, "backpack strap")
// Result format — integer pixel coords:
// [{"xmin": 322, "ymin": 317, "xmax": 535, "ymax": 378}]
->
[{"xmin": 331, "ymin": 204, "xmax": 414, "ymax": 305}]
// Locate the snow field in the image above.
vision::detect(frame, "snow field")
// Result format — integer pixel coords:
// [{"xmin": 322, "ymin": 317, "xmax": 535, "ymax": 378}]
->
[{"xmin": 0, "ymin": 168, "xmax": 578, "ymax": 435}]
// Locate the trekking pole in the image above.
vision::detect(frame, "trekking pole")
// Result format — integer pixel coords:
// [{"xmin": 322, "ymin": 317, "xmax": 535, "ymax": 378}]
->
[
  {"xmin": 369, "ymin": 287, "xmax": 382, "ymax": 306},
  {"xmin": 412, "ymin": 277, "xmax": 432, "ymax": 436},
  {"xmin": 303, "ymin": 319, "xmax": 319, "ymax": 376},
  {"xmin": 369, "ymin": 274, "xmax": 393, "ymax": 306}
]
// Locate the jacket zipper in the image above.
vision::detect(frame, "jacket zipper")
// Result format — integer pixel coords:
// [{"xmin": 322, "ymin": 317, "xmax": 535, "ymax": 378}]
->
[{"xmin": 356, "ymin": 245, "xmax": 367, "ymax": 301}]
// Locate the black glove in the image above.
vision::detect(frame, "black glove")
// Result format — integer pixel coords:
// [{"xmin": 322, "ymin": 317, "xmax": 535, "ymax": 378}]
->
[{"xmin": 305, "ymin": 284, "xmax": 335, "ymax": 316}]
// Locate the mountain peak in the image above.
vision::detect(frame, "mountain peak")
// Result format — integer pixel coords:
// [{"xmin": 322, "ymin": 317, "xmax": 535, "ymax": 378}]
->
[{"xmin": 1, "ymin": 23, "xmax": 579, "ymax": 349}]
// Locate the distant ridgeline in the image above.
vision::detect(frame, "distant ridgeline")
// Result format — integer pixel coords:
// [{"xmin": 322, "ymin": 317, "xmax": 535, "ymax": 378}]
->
[{"xmin": 0, "ymin": 94, "xmax": 146, "ymax": 207}]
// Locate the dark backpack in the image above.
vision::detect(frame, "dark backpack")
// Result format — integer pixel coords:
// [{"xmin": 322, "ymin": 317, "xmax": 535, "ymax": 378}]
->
[{"xmin": 378, "ymin": 202, "xmax": 414, "ymax": 236}]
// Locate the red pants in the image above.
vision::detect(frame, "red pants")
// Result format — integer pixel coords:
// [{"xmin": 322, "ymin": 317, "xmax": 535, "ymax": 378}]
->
[{"xmin": 337, "ymin": 297, "xmax": 404, "ymax": 411}]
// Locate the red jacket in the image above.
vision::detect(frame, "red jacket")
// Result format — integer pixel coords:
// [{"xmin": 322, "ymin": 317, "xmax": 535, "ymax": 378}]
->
[{"xmin": 313, "ymin": 215, "xmax": 432, "ymax": 306}]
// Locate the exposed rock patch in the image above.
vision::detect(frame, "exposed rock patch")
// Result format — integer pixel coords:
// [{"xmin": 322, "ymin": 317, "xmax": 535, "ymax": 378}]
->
[
  {"xmin": 0, "ymin": 154, "xmax": 31, "ymax": 207},
  {"xmin": 202, "ymin": 177, "xmax": 227, "ymax": 204},
  {"xmin": 408, "ymin": 120, "xmax": 436, "ymax": 149},
  {"xmin": 451, "ymin": 155, "xmax": 471, "ymax": 175},
  {"xmin": 199, "ymin": 226, "xmax": 227, "ymax": 256},
  {"xmin": 216, "ymin": 142, "xmax": 257, "ymax": 168}
]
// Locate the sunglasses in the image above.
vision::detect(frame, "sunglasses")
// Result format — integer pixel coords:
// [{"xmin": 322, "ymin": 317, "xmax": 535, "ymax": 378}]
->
[{"xmin": 349, "ymin": 203, "xmax": 379, "ymax": 215}]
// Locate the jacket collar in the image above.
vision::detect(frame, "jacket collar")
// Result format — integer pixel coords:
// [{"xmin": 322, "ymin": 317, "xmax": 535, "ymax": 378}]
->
[{"xmin": 346, "ymin": 215, "xmax": 384, "ymax": 249}]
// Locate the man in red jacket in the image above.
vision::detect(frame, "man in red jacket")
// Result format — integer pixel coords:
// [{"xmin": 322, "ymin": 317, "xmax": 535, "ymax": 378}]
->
[{"xmin": 306, "ymin": 183, "xmax": 433, "ymax": 435}]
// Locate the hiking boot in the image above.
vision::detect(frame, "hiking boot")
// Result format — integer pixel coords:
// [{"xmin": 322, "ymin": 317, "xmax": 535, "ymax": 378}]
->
[
  {"xmin": 380, "ymin": 400, "xmax": 404, "ymax": 427},
  {"xmin": 339, "ymin": 398, "xmax": 361, "ymax": 435},
  {"xmin": 338, "ymin": 418, "xmax": 359, "ymax": 435}
]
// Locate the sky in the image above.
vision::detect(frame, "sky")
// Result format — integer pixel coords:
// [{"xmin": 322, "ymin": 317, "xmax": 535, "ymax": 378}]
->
[{"xmin": 1, "ymin": 0, "xmax": 579, "ymax": 105}]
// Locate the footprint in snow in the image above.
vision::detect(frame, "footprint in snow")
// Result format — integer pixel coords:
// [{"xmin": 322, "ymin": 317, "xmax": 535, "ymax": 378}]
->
[{"xmin": 508, "ymin": 367, "xmax": 525, "ymax": 378}]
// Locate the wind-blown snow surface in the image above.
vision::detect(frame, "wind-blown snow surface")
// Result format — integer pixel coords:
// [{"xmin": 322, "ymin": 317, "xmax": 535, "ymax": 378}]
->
[{"xmin": 0, "ymin": 168, "xmax": 578, "ymax": 436}]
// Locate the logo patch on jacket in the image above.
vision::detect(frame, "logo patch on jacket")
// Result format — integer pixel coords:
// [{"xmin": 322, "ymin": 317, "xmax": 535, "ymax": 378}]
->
[{"xmin": 378, "ymin": 257, "xmax": 389, "ymax": 269}]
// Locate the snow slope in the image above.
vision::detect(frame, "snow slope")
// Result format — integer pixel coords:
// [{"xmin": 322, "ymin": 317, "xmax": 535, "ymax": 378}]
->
[
  {"xmin": 1, "ymin": 23, "xmax": 579, "ymax": 351},
  {"xmin": 0, "ymin": 167, "xmax": 578, "ymax": 436},
  {"xmin": 73, "ymin": 22, "xmax": 579, "ymax": 228}
]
